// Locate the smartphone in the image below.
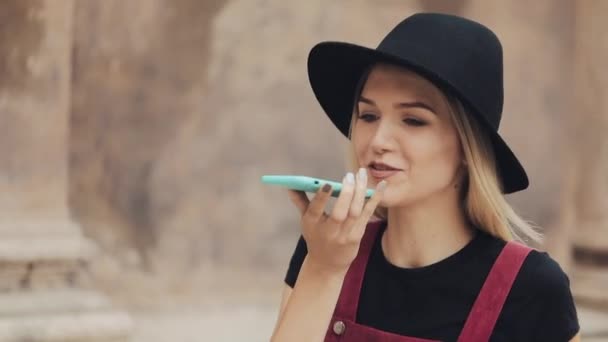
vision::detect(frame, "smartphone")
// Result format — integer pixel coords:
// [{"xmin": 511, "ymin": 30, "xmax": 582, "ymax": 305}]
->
[{"xmin": 261, "ymin": 175, "xmax": 375, "ymax": 198}]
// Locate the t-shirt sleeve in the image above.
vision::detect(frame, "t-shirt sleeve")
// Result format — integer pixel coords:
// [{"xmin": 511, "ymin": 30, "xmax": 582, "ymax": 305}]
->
[
  {"xmin": 284, "ymin": 235, "xmax": 308, "ymax": 288},
  {"xmin": 530, "ymin": 251, "xmax": 580, "ymax": 341}
]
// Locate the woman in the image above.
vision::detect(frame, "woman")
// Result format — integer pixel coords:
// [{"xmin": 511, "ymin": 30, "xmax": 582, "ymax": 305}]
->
[{"xmin": 271, "ymin": 13, "xmax": 580, "ymax": 342}]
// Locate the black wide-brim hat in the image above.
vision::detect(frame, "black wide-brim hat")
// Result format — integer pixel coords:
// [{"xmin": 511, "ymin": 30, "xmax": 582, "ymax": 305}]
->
[{"xmin": 307, "ymin": 13, "xmax": 528, "ymax": 194}]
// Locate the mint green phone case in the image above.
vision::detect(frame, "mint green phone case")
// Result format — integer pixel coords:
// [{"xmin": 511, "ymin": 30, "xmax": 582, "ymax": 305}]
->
[{"xmin": 261, "ymin": 175, "xmax": 374, "ymax": 198}]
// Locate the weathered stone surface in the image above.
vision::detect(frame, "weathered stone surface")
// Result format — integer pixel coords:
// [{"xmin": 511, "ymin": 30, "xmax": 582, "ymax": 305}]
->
[
  {"xmin": 0, "ymin": 289, "xmax": 117, "ymax": 315},
  {"xmin": 69, "ymin": 0, "xmax": 229, "ymax": 270},
  {"xmin": 0, "ymin": 313, "xmax": 132, "ymax": 342},
  {"xmin": 570, "ymin": 0, "xmax": 608, "ymax": 252},
  {"xmin": 0, "ymin": 0, "xmax": 604, "ymax": 338},
  {"xmin": 568, "ymin": 0, "xmax": 608, "ymax": 307},
  {"xmin": 464, "ymin": 0, "xmax": 574, "ymax": 228},
  {"xmin": 0, "ymin": 0, "xmax": 44, "ymax": 92},
  {"xmin": 0, "ymin": 0, "xmax": 72, "ymax": 220},
  {"xmin": 578, "ymin": 306, "xmax": 608, "ymax": 338},
  {"xmin": 68, "ymin": 0, "xmax": 426, "ymax": 274},
  {"xmin": 0, "ymin": 0, "xmax": 133, "ymax": 340},
  {"xmin": 63, "ymin": 1, "xmax": 607, "ymax": 327},
  {"xmin": 573, "ymin": 264, "xmax": 608, "ymax": 308},
  {"xmin": 68, "ymin": 0, "xmax": 580, "ymax": 277},
  {"xmin": 0, "ymin": 291, "xmax": 131, "ymax": 341}
]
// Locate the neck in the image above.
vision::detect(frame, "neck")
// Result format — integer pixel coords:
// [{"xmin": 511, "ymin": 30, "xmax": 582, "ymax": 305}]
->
[{"xmin": 382, "ymin": 191, "xmax": 475, "ymax": 269}]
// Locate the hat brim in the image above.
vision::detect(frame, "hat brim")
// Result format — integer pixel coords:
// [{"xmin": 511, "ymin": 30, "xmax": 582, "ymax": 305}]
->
[{"xmin": 307, "ymin": 42, "xmax": 528, "ymax": 194}]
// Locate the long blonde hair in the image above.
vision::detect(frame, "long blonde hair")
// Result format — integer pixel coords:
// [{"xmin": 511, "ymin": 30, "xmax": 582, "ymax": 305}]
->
[{"xmin": 347, "ymin": 71, "xmax": 542, "ymax": 245}]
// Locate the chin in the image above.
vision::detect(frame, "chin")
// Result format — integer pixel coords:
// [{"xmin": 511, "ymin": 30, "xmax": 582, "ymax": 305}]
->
[
  {"xmin": 379, "ymin": 188, "xmax": 412, "ymax": 208},
  {"xmin": 381, "ymin": 180, "xmax": 437, "ymax": 208}
]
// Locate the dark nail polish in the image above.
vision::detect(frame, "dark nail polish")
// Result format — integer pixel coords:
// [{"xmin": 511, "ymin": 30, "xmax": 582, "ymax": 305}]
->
[{"xmin": 322, "ymin": 183, "xmax": 332, "ymax": 192}]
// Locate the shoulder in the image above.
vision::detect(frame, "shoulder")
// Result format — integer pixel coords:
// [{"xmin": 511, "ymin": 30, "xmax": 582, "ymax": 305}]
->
[
  {"xmin": 474, "ymin": 235, "xmax": 572, "ymax": 298},
  {"xmin": 468, "ymin": 232, "xmax": 571, "ymax": 292},
  {"xmin": 504, "ymin": 247, "xmax": 580, "ymax": 340},
  {"xmin": 516, "ymin": 248, "xmax": 572, "ymax": 296}
]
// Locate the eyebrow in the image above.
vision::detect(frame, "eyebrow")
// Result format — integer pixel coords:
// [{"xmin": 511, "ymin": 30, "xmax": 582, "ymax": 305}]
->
[{"xmin": 358, "ymin": 95, "xmax": 436, "ymax": 115}]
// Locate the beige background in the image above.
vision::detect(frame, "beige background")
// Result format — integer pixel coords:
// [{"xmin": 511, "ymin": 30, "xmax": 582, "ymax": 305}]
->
[{"xmin": 1, "ymin": 0, "xmax": 607, "ymax": 341}]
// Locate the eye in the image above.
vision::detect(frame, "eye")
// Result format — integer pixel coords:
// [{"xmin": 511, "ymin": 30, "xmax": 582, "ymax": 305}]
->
[
  {"xmin": 358, "ymin": 113, "xmax": 378, "ymax": 122},
  {"xmin": 403, "ymin": 118, "xmax": 427, "ymax": 127}
]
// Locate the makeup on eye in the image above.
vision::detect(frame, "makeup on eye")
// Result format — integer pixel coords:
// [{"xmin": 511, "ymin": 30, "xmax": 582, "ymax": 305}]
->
[
  {"xmin": 357, "ymin": 112, "xmax": 378, "ymax": 122},
  {"xmin": 403, "ymin": 117, "xmax": 427, "ymax": 126},
  {"xmin": 358, "ymin": 96, "xmax": 437, "ymax": 115},
  {"xmin": 356, "ymin": 112, "xmax": 428, "ymax": 126}
]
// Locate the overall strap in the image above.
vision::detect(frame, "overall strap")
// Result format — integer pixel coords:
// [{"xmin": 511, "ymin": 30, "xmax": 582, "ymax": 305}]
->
[
  {"xmin": 457, "ymin": 241, "xmax": 532, "ymax": 342},
  {"xmin": 332, "ymin": 220, "xmax": 383, "ymax": 321}
]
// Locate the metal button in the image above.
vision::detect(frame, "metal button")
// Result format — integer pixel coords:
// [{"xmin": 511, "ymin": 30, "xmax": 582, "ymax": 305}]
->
[{"xmin": 333, "ymin": 320, "xmax": 346, "ymax": 335}]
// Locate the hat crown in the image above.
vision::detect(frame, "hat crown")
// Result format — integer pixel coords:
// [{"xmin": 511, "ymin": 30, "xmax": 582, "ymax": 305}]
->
[
  {"xmin": 306, "ymin": 13, "xmax": 528, "ymax": 193},
  {"xmin": 376, "ymin": 13, "xmax": 504, "ymax": 130}
]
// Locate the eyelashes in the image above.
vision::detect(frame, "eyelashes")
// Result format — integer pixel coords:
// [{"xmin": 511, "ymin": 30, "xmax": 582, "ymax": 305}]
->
[
  {"xmin": 403, "ymin": 118, "xmax": 426, "ymax": 126},
  {"xmin": 357, "ymin": 113, "xmax": 427, "ymax": 127},
  {"xmin": 357, "ymin": 113, "xmax": 377, "ymax": 122}
]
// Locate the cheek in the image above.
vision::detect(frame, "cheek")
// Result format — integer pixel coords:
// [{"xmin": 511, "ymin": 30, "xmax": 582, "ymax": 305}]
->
[
  {"xmin": 411, "ymin": 132, "xmax": 462, "ymax": 181},
  {"xmin": 352, "ymin": 128, "xmax": 372, "ymax": 163}
]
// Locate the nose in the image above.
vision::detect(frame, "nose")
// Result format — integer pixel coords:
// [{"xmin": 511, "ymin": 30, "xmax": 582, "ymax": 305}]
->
[{"xmin": 370, "ymin": 119, "xmax": 397, "ymax": 154}]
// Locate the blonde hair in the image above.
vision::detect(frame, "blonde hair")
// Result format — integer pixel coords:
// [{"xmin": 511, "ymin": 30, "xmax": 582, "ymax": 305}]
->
[{"xmin": 347, "ymin": 73, "xmax": 542, "ymax": 245}]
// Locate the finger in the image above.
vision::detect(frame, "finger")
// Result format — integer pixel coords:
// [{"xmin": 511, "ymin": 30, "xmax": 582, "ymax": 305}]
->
[
  {"xmin": 303, "ymin": 182, "xmax": 333, "ymax": 221},
  {"xmin": 287, "ymin": 190, "xmax": 309, "ymax": 215},
  {"xmin": 328, "ymin": 172, "xmax": 356, "ymax": 224},
  {"xmin": 351, "ymin": 180, "xmax": 387, "ymax": 237},
  {"xmin": 360, "ymin": 180, "xmax": 386, "ymax": 220},
  {"xmin": 341, "ymin": 168, "xmax": 369, "ymax": 234},
  {"xmin": 348, "ymin": 168, "xmax": 368, "ymax": 219}
]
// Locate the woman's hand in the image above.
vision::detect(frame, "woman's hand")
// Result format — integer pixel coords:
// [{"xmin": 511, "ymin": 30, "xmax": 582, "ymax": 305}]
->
[{"xmin": 287, "ymin": 168, "xmax": 386, "ymax": 277}]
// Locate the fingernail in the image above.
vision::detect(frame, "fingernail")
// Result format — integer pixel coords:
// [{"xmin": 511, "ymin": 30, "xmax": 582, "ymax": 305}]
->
[
  {"xmin": 345, "ymin": 172, "xmax": 355, "ymax": 184},
  {"xmin": 322, "ymin": 183, "xmax": 332, "ymax": 192},
  {"xmin": 358, "ymin": 168, "xmax": 367, "ymax": 182},
  {"xmin": 378, "ymin": 180, "xmax": 387, "ymax": 191}
]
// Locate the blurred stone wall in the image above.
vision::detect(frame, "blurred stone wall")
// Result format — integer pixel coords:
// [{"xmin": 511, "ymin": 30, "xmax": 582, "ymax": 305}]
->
[
  {"xmin": 66, "ymin": 0, "xmax": 584, "ymax": 292},
  {"xmin": 0, "ymin": 0, "xmax": 71, "ymax": 221},
  {"xmin": 1, "ymin": 1, "xmax": 605, "ymax": 339},
  {"xmin": 0, "ymin": 1, "xmax": 132, "ymax": 340},
  {"xmin": 69, "ymin": 0, "xmax": 227, "ymax": 271},
  {"xmin": 466, "ymin": 1, "xmax": 574, "ymax": 225},
  {"xmin": 68, "ymin": 1, "xmax": 426, "ymax": 279},
  {"xmin": 568, "ymin": 0, "xmax": 608, "ymax": 307}
]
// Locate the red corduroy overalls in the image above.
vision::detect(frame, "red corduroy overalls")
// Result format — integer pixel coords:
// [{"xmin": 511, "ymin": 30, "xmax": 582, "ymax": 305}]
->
[{"xmin": 324, "ymin": 221, "xmax": 532, "ymax": 342}]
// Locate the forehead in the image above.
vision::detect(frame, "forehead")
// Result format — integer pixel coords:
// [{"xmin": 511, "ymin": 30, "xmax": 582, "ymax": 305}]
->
[{"xmin": 361, "ymin": 64, "xmax": 443, "ymax": 102}]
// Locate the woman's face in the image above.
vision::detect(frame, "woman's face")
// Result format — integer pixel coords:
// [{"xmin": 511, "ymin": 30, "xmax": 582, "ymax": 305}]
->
[{"xmin": 352, "ymin": 64, "xmax": 464, "ymax": 208}]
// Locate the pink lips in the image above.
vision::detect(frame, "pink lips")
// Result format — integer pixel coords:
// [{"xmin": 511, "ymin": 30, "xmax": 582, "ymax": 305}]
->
[
  {"xmin": 369, "ymin": 168, "xmax": 400, "ymax": 179},
  {"xmin": 368, "ymin": 162, "xmax": 402, "ymax": 180}
]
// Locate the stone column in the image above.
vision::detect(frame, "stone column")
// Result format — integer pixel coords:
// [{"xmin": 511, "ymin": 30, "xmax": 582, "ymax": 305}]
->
[
  {"xmin": 569, "ymin": 0, "xmax": 608, "ymax": 308},
  {"xmin": 0, "ymin": 1, "xmax": 131, "ymax": 340}
]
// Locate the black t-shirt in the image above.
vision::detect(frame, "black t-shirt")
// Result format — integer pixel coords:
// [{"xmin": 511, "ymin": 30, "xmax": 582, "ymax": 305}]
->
[{"xmin": 284, "ymin": 222, "xmax": 579, "ymax": 342}]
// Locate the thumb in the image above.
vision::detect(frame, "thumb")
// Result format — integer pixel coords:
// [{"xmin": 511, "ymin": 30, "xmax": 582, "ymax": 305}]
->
[{"xmin": 287, "ymin": 190, "xmax": 309, "ymax": 215}]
